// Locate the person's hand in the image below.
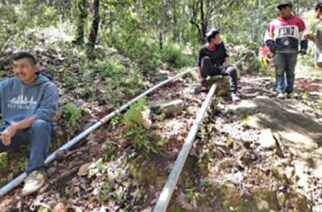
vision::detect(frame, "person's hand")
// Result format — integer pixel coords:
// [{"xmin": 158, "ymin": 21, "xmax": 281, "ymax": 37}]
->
[
  {"xmin": 223, "ymin": 58, "xmax": 229, "ymax": 67},
  {"xmin": 305, "ymin": 34, "xmax": 316, "ymax": 42},
  {"xmin": 197, "ymin": 74, "xmax": 204, "ymax": 83},
  {"xmin": 0, "ymin": 125, "xmax": 18, "ymax": 146},
  {"xmin": 268, "ymin": 45, "xmax": 276, "ymax": 54},
  {"xmin": 300, "ymin": 49, "xmax": 307, "ymax": 55}
]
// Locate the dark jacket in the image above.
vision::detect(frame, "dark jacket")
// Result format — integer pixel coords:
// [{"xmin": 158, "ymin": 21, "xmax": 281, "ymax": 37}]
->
[{"xmin": 197, "ymin": 42, "xmax": 229, "ymax": 67}]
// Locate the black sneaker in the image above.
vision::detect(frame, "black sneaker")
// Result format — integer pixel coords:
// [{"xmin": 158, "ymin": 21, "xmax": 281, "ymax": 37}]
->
[{"xmin": 193, "ymin": 86, "xmax": 207, "ymax": 94}]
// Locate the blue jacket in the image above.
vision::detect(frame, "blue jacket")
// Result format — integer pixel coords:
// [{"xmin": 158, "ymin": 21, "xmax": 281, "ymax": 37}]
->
[{"xmin": 0, "ymin": 73, "xmax": 58, "ymax": 125}]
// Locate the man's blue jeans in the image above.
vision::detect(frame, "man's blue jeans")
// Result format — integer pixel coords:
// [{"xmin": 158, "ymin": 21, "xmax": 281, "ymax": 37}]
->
[
  {"xmin": 0, "ymin": 120, "xmax": 52, "ymax": 174},
  {"xmin": 274, "ymin": 53, "xmax": 298, "ymax": 94}
]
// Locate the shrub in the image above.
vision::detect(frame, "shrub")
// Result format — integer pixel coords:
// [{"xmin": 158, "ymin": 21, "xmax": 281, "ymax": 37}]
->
[
  {"xmin": 61, "ymin": 102, "xmax": 82, "ymax": 136},
  {"xmin": 160, "ymin": 44, "xmax": 194, "ymax": 69}
]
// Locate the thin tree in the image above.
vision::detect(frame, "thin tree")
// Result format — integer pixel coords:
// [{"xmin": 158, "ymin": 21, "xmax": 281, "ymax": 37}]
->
[
  {"xmin": 74, "ymin": 0, "xmax": 87, "ymax": 45},
  {"xmin": 87, "ymin": 0, "xmax": 100, "ymax": 56}
]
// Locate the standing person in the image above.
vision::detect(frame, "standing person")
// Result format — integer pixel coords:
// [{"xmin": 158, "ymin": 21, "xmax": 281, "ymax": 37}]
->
[
  {"xmin": 197, "ymin": 28, "xmax": 240, "ymax": 102},
  {"xmin": 264, "ymin": 2, "xmax": 308, "ymax": 99},
  {"xmin": 0, "ymin": 52, "xmax": 58, "ymax": 196},
  {"xmin": 305, "ymin": 2, "xmax": 322, "ymax": 68}
]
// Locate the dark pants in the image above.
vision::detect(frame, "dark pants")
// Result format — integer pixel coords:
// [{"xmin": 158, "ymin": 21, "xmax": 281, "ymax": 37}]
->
[
  {"xmin": 0, "ymin": 120, "xmax": 52, "ymax": 174},
  {"xmin": 201, "ymin": 56, "xmax": 238, "ymax": 93},
  {"xmin": 274, "ymin": 53, "xmax": 297, "ymax": 94}
]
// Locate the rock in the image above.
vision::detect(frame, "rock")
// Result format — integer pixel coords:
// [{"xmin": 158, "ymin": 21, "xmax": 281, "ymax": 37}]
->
[
  {"xmin": 258, "ymin": 128, "xmax": 276, "ymax": 149},
  {"xmin": 53, "ymin": 202, "xmax": 67, "ymax": 212},
  {"xmin": 206, "ymin": 76, "xmax": 230, "ymax": 96},
  {"xmin": 257, "ymin": 200, "xmax": 269, "ymax": 210},
  {"xmin": 253, "ymin": 189, "xmax": 280, "ymax": 211},
  {"xmin": 186, "ymin": 106, "xmax": 196, "ymax": 116},
  {"xmin": 78, "ymin": 163, "xmax": 91, "ymax": 176},
  {"xmin": 283, "ymin": 166, "xmax": 295, "ymax": 182},
  {"xmin": 141, "ymin": 109, "xmax": 152, "ymax": 129},
  {"xmin": 47, "ymin": 167, "xmax": 57, "ymax": 176},
  {"xmin": 149, "ymin": 99, "xmax": 183, "ymax": 117},
  {"xmin": 7, "ymin": 172, "xmax": 14, "ymax": 181},
  {"xmin": 218, "ymin": 158, "xmax": 237, "ymax": 172}
]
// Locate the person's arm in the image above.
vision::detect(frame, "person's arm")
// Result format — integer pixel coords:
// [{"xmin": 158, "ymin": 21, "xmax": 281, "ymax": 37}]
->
[
  {"xmin": 298, "ymin": 17, "xmax": 308, "ymax": 54},
  {"xmin": 223, "ymin": 57, "xmax": 230, "ymax": 67},
  {"xmin": 0, "ymin": 116, "xmax": 35, "ymax": 146},
  {"xmin": 222, "ymin": 43, "xmax": 230, "ymax": 67},
  {"xmin": 264, "ymin": 23, "xmax": 276, "ymax": 53},
  {"xmin": 34, "ymin": 82, "xmax": 59, "ymax": 123}
]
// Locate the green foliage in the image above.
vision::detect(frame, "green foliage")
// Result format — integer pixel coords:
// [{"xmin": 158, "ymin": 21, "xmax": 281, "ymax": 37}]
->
[
  {"xmin": 185, "ymin": 177, "xmax": 196, "ymax": 202},
  {"xmin": 122, "ymin": 99, "xmax": 154, "ymax": 152},
  {"xmin": 123, "ymin": 99, "xmax": 146, "ymax": 128},
  {"xmin": 63, "ymin": 75, "xmax": 76, "ymax": 88},
  {"xmin": 160, "ymin": 44, "xmax": 194, "ymax": 69},
  {"xmin": 122, "ymin": 99, "xmax": 164, "ymax": 153},
  {"xmin": 61, "ymin": 102, "xmax": 82, "ymax": 135},
  {"xmin": 86, "ymin": 56, "xmax": 125, "ymax": 78},
  {"xmin": 84, "ymin": 55, "xmax": 148, "ymax": 101},
  {"xmin": 300, "ymin": 93, "xmax": 322, "ymax": 110},
  {"xmin": 100, "ymin": 142, "xmax": 117, "ymax": 162},
  {"xmin": 0, "ymin": 153, "xmax": 8, "ymax": 172}
]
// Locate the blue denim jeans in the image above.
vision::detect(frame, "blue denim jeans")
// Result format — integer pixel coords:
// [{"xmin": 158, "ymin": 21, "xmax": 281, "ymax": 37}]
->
[
  {"xmin": 274, "ymin": 53, "xmax": 298, "ymax": 93},
  {"xmin": 0, "ymin": 120, "xmax": 52, "ymax": 174}
]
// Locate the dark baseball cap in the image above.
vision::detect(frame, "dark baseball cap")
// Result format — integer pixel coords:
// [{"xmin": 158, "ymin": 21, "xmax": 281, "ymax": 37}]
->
[
  {"xmin": 277, "ymin": 2, "xmax": 293, "ymax": 10},
  {"xmin": 315, "ymin": 2, "xmax": 322, "ymax": 11},
  {"xmin": 205, "ymin": 28, "xmax": 220, "ymax": 39}
]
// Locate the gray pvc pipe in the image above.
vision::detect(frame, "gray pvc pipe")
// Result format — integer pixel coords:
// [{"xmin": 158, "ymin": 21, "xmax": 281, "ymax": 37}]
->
[
  {"xmin": 0, "ymin": 68, "xmax": 194, "ymax": 198},
  {"xmin": 153, "ymin": 84, "xmax": 217, "ymax": 212}
]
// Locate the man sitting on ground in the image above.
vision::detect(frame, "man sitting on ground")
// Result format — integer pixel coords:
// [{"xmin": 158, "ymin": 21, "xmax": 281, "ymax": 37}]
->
[
  {"xmin": 0, "ymin": 52, "xmax": 58, "ymax": 196},
  {"xmin": 197, "ymin": 28, "xmax": 240, "ymax": 102}
]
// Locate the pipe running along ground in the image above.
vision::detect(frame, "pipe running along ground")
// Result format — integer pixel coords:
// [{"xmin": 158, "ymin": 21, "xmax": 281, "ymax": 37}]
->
[
  {"xmin": 153, "ymin": 84, "xmax": 217, "ymax": 212},
  {"xmin": 0, "ymin": 68, "xmax": 194, "ymax": 198}
]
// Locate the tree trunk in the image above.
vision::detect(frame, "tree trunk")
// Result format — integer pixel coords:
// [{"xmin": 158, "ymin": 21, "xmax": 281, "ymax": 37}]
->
[
  {"xmin": 73, "ymin": 0, "xmax": 87, "ymax": 45},
  {"xmin": 87, "ymin": 0, "xmax": 100, "ymax": 55},
  {"xmin": 200, "ymin": 0, "xmax": 208, "ymax": 42},
  {"xmin": 159, "ymin": 31, "xmax": 163, "ymax": 50}
]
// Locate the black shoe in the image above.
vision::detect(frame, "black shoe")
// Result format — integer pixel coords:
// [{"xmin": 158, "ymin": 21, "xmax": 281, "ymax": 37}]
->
[{"xmin": 194, "ymin": 86, "xmax": 207, "ymax": 94}]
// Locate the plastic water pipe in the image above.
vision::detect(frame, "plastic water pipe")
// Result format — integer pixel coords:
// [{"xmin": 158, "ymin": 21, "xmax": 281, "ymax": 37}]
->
[
  {"xmin": 0, "ymin": 68, "xmax": 194, "ymax": 198},
  {"xmin": 153, "ymin": 84, "xmax": 217, "ymax": 212}
]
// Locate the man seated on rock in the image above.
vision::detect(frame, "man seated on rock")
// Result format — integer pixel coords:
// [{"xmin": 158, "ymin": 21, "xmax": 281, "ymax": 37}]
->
[
  {"xmin": 197, "ymin": 28, "xmax": 240, "ymax": 102},
  {"xmin": 0, "ymin": 52, "xmax": 58, "ymax": 196}
]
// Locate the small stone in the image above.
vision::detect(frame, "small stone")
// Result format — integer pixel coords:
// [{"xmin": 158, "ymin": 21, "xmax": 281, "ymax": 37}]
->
[
  {"xmin": 141, "ymin": 109, "xmax": 152, "ymax": 129},
  {"xmin": 258, "ymin": 128, "xmax": 276, "ymax": 149},
  {"xmin": 78, "ymin": 163, "xmax": 91, "ymax": 176},
  {"xmin": 257, "ymin": 200, "xmax": 269, "ymax": 210},
  {"xmin": 149, "ymin": 99, "xmax": 183, "ymax": 116}
]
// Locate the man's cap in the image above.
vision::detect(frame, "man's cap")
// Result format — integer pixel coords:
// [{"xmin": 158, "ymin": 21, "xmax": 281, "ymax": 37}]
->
[
  {"xmin": 277, "ymin": 2, "xmax": 293, "ymax": 10},
  {"xmin": 205, "ymin": 28, "xmax": 220, "ymax": 39},
  {"xmin": 315, "ymin": 2, "xmax": 322, "ymax": 11}
]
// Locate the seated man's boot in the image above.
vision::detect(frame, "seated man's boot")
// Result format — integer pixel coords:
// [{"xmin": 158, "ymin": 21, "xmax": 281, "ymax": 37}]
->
[
  {"xmin": 231, "ymin": 93, "xmax": 240, "ymax": 102},
  {"xmin": 22, "ymin": 170, "xmax": 46, "ymax": 196}
]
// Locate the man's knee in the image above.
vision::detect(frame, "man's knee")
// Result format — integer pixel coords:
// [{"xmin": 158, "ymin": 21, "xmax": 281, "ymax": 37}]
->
[
  {"xmin": 31, "ymin": 120, "xmax": 51, "ymax": 132},
  {"xmin": 226, "ymin": 67, "xmax": 237, "ymax": 77},
  {"xmin": 201, "ymin": 56, "xmax": 211, "ymax": 63},
  {"xmin": 201, "ymin": 56, "xmax": 213, "ymax": 78}
]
